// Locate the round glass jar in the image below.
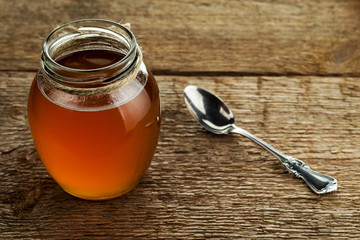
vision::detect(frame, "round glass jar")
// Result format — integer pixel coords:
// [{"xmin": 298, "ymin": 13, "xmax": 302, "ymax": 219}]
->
[{"xmin": 27, "ymin": 19, "xmax": 161, "ymax": 200}]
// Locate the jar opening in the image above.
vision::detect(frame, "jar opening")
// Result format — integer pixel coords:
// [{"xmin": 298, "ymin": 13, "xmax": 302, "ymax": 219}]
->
[{"xmin": 41, "ymin": 19, "xmax": 140, "ymax": 88}]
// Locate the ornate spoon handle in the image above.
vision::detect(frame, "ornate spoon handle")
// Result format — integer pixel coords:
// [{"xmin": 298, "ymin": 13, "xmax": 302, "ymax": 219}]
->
[{"xmin": 231, "ymin": 126, "xmax": 338, "ymax": 194}]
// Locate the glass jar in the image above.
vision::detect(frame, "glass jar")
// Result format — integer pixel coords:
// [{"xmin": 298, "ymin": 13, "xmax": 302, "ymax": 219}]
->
[{"xmin": 27, "ymin": 19, "xmax": 161, "ymax": 200}]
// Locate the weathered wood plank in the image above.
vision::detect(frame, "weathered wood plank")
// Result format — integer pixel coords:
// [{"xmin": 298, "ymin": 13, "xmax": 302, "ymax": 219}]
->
[
  {"xmin": 0, "ymin": 0, "xmax": 359, "ymax": 74},
  {"xmin": 0, "ymin": 71, "xmax": 359, "ymax": 239}
]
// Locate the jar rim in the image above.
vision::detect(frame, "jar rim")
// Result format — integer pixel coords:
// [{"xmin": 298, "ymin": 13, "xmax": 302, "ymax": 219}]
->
[{"xmin": 42, "ymin": 19, "xmax": 138, "ymax": 74}]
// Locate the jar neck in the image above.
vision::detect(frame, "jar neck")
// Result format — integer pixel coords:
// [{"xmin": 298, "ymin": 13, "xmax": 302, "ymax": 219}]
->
[{"xmin": 41, "ymin": 19, "xmax": 140, "ymax": 89}]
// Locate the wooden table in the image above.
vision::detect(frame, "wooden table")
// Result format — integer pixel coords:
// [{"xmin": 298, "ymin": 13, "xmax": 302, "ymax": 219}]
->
[{"xmin": 1, "ymin": 1, "xmax": 359, "ymax": 239}]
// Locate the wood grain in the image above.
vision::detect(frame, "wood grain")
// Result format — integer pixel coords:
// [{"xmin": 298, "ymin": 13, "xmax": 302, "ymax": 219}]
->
[
  {"xmin": 0, "ymin": 0, "xmax": 359, "ymax": 75},
  {"xmin": 1, "ymin": 72, "xmax": 359, "ymax": 239}
]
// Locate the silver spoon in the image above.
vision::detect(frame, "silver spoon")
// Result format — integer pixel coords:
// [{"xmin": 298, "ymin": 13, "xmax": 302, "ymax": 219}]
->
[{"xmin": 184, "ymin": 85, "xmax": 337, "ymax": 194}]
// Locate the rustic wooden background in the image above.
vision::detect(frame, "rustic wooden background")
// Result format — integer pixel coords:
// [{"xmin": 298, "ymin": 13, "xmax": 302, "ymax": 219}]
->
[{"xmin": 1, "ymin": 0, "xmax": 360, "ymax": 239}]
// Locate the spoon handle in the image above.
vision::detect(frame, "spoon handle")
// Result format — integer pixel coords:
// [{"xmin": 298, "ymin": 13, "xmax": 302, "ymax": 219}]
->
[{"xmin": 231, "ymin": 126, "xmax": 337, "ymax": 194}]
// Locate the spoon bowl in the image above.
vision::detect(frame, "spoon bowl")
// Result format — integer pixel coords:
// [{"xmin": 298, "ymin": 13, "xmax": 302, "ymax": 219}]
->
[
  {"xmin": 184, "ymin": 85, "xmax": 338, "ymax": 195},
  {"xmin": 184, "ymin": 86, "xmax": 234, "ymax": 134}
]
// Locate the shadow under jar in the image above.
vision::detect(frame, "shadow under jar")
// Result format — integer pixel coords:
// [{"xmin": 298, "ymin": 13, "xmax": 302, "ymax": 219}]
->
[{"xmin": 27, "ymin": 19, "xmax": 161, "ymax": 200}]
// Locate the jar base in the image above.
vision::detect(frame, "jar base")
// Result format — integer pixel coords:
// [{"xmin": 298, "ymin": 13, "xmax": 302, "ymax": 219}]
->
[{"xmin": 61, "ymin": 184, "xmax": 138, "ymax": 201}]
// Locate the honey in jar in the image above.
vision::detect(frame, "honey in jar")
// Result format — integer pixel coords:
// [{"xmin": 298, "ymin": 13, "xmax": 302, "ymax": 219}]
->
[{"xmin": 27, "ymin": 20, "xmax": 161, "ymax": 200}]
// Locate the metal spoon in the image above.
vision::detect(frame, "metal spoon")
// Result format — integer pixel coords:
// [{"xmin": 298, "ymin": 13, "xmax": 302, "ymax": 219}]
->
[{"xmin": 183, "ymin": 85, "xmax": 337, "ymax": 194}]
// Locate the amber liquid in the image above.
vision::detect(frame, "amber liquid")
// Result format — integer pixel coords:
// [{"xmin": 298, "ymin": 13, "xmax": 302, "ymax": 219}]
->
[{"xmin": 27, "ymin": 50, "xmax": 161, "ymax": 200}]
